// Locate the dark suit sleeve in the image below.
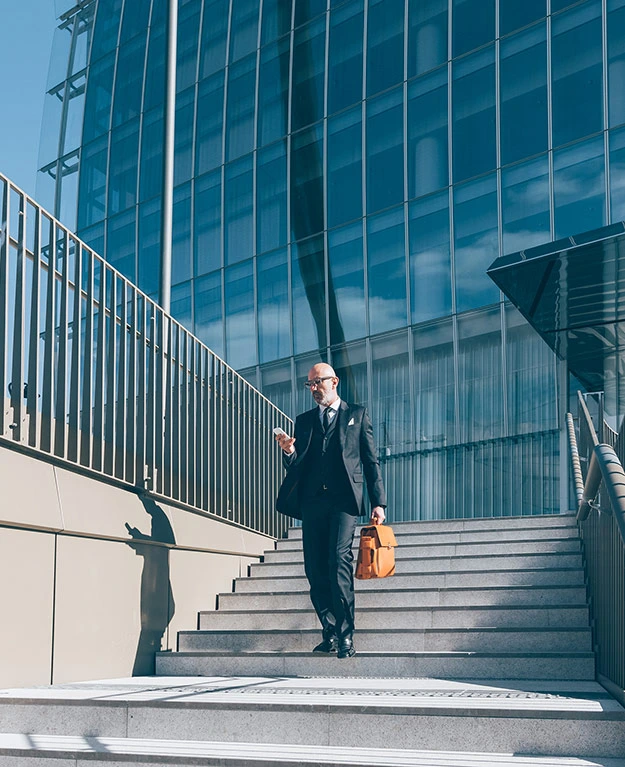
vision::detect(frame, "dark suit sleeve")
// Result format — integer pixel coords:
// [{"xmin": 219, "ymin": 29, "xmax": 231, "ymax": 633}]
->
[
  {"xmin": 281, "ymin": 413, "xmax": 306, "ymax": 471},
  {"xmin": 359, "ymin": 407, "xmax": 386, "ymax": 508}
]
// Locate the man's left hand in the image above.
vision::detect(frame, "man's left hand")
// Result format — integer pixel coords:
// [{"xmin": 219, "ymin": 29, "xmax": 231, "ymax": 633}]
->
[{"xmin": 370, "ymin": 506, "xmax": 385, "ymax": 525}]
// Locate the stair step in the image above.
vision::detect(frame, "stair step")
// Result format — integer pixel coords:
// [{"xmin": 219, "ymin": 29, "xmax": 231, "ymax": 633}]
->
[
  {"xmin": 250, "ymin": 552, "xmax": 583, "ymax": 578},
  {"xmin": 198, "ymin": 605, "xmax": 589, "ymax": 631},
  {"xmin": 218, "ymin": 584, "xmax": 588, "ymax": 610},
  {"xmin": 157, "ymin": 650, "xmax": 595, "ymax": 681},
  {"xmin": 177, "ymin": 626, "xmax": 592, "ymax": 654},
  {"xmin": 234, "ymin": 567, "xmax": 586, "ymax": 592}
]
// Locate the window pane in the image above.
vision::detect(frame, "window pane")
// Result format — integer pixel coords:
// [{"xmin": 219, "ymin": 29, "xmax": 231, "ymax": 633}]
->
[
  {"xmin": 174, "ymin": 87, "xmax": 195, "ymax": 185},
  {"xmin": 107, "ymin": 209, "xmax": 136, "ymax": 282},
  {"xmin": 226, "ymin": 54, "xmax": 256, "ymax": 161},
  {"xmin": 328, "ymin": 0, "xmax": 364, "ymax": 115},
  {"xmin": 171, "ymin": 281, "xmax": 192, "ymax": 329},
  {"xmin": 225, "ymin": 156, "xmax": 254, "ymax": 265},
  {"xmin": 261, "ymin": 0, "xmax": 293, "ymax": 45},
  {"xmin": 78, "ymin": 137, "xmax": 108, "ymax": 230},
  {"xmin": 452, "ymin": 47, "xmax": 496, "ymax": 184},
  {"xmin": 371, "ymin": 333, "xmax": 411, "ymax": 450},
  {"xmin": 172, "ymin": 183, "xmax": 192, "ymax": 284},
  {"xmin": 257, "ymin": 37, "xmax": 290, "ymax": 147},
  {"xmin": 500, "ymin": 0, "xmax": 545, "ymax": 36},
  {"xmin": 502, "ymin": 155, "xmax": 550, "ymax": 254},
  {"xmin": 407, "ymin": 67, "xmax": 448, "ymax": 199},
  {"xmin": 366, "ymin": 87, "xmax": 404, "ymax": 214},
  {"xmin": 367, "ymin": 206, "xmax": 407, "ymax": 335},
  {"xmin": 367, "ymin": 0, "xmax": 404, "ymax": 97},
  {"xmin": 195, "ymin": 170, "xmax": 222, "ymax": 276},
  {"xmin": 328, "ymin": 221, "xmax": 366, "ymax": 344},
  {"xmin": 195, "ymin": 271, "xmax": 223, "ymax": 357},
  {"xmin": 108, "ymin": 119, "xmax": 139, "ymax": 216},
  {"xmin": 291, "ymin": 125, "xmax": 325, "ymax": 240},
  {"xmin": 408, "ymin": 0, "xmax": 448, "ymax": 79},
  {"xmin": 610, "ymin": 126, "xmax": 625, "ymax": 221},
  {"xmin": 225, "ymin": 261, "xmax": 256, "ymax": 369},
  {"xmin": 199, "ymin": 0, "xmax": 229, "ymax": 79},
  {"xmin": 112, "ymin": 37, "xmax": 146, "ymax": 127},
  {"xmin": 229, "ymin": 0, "xmax": 260, "ymax": 63},
  {"xmin": 328, "ymin": 107, "xmax": 362, "ymax": 228},
  {"xmin": 295, "ymin": 0, "xmax": 326, "ymax": 26},
  {"xmin": 453, "ymin": 173, "xmax": 500, "ymax": 312},
  {"xmin": 257, "ymin": 141, "xmax": 288, "ymax": 254},
  {"xmin": 139, "ymin": 107, "xmax": 164, "ymax": 202},
  {"xmin": 91, "ymin": 0, "xmax": 122, "ymax": 61},
  {"xmin": 292, "ymin": 17, "xmax": 326, "ymax": 131},
  {"xmin": 195, "ymin": 73, "xmax": 224, "ymax": 175},
  {"xmin": 83, "ymin": 52, "xmax": 114, "ymax": 143},
  {"xmin": 552, "ymin": 0, "xmax": 603, "ymax": 148},
  {"xmin": 500, "ymin": 24, "xmax": 548, "ymax": 165},
  {"xmin": 138, "ymin": 198, "xmax": 161, "ymax": 297},
  {"xmin": 120, "ymin": 0, "xmax": 150, "ymax": 43},
  {"xmin": 452, "ymin": 0, "xmax": 495, "ymax": 58},
  {"xmin": 258, "ymin": 249, "xmax": 290, "ymax": 362},
  {"xmin": 409, "ymin": 191, "xmax": 451, "ymax": 324},
  {"xmin": 608, "ymin": 0, "xmax": 625, "ymax": 128},
  {"xmin": 176, "ymin": 1, "xmax": 201, "ymax": 91},
  {"xmin": 143, "ymin": 22, "xmax": 166, "ymax": 112},
  {"xmin": 292, "ymin": 235, "xmax": 327, "ymax": 354},
  {"xmin": 554, "ymin": 137, "xmax": 606, "ymax": 239}
]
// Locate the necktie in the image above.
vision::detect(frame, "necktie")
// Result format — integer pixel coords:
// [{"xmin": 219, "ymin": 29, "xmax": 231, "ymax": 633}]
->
[{"xmin": 322, "ymin": 407, "xmax": 330, "ymax": 433}]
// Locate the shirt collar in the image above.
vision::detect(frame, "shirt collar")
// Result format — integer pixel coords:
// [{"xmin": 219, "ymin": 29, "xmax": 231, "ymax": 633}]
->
[{"xmin": 319, "ymin": 397, "xmax": 341, "ymax": 415}]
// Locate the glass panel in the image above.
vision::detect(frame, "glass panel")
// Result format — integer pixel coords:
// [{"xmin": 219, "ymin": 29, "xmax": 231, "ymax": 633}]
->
[
  {"xmin": 408, "ymin": 0, "xmax": 447, "ymax": 79},
  {"xmin": 139, "ymin": 107, "xmax": 164, "ymax": 202},
  {"xmin": 63, "ymin": 75, "xmax": 87, "ymax": 155},
  {"xmin": 328, "ymin": 0, "xmax": 364, "ymax": 115},
  {"xmin": 366, "ymin": 0, "xmax": 404, "ymax": 97},
  {"xmin": 292, "ymin": 235, "xmax": 327, "ymax": 354},
  {"xmin": 261, "ymin": 0, "xmax": 294, "ymax": 45},
  {"xmin": 327, "ymin": 107, "xmax": 362, "ymax": 228},
  {"xmin": 121, "ymin": 0, "xmax": 150, "ymax": 42},
  {"xmin": 172, "ymin": 183, "xmax": 192, "ymax": 284},
  {"xmin": 229, "ymin": 0, "xmax": 260, "ymax": 63},
  {"xmin": 500, "ymin": 24, "xmax": 548, "ymax": 166},
  {"xmin": 452, "ymin": 46, "xmax": 496, "ymax": 183},
  {"xmin": 291, "ymin": 125, "xmax": 325, "ymax": 240},
  {"xmin": 90, "ymin": 0, "xmax": 122, "ymax": 61},
  {"xmin": 176, "ymin": 0, "xmax": 201, "ymax": 91},
  {"xmin": 80, "ymin": 222, "xmax": 105, "ymax": 258},
  {"xmin": 608, "ymin": 0, "xmax": 625, "ymax": 128},
  {"xmin": 295, "ymin": 0, "xmax": 326, "ymax": 27},
  {"xmin": 194, "ymin": 271, "xmax": 224, "ymax": 357},
  {"xmin": 260, "ymin": 361, "xmax": 294, "ymax": 418},
  {"xmin": 138, "ymin": 198, "xmax": 161, "ymax": 297},
  {"xmin": 452, "ymin": 0, "xmax": 495, "ymax": 58},
  {"xmin": 171, "ymin": 281, "xmax": 192, "ymax": 329},
  {"xmin": 331, "ymin": 341, "xmax": 368, "ymax": 406},
  {"xmin": 199, "ymin": 0, "xmax": 230, "ymax": 79},
  {"xmin": 366, "ymin": 86, "xmax": 404, "ymax": 215},
  {"xmin": 367, "ymin": 206, "xmax": 407, "ymax": 336},
  {"xmin": 78, "ymin": 137, "xmax": 108, "ymax": 230},
  {"xmin": 371, "ymin": 332, "xmax": 411, "ymax": 451},
  {"xmin": 174, "ymin": 86, "xmax": 195, "ymax": 185},
  {"xmin": 258, "ymin": 37, "xmax": 290, "ymax": 147},
  {"xmin": 258, "ymin": 249, "xmax": 290, "ymax": 362},
  {"xmin": 195, "ymin": 170, "xmax": 222, "ymax": 276},
  {"xmin": 226, "ymin": 53, "xmax": 256, "ymax": 161},
  {"xmin": 552, "ymin": 0, "xmax": 603, "ymax": 148},
  {"xmin": 111, "ymin": 36, "xmax": 146, "ymax": 128},
  {"xmin": 195, "ymin": 73, "xmax": 224, "ymax": 175},
  {"xmin": 409, "ymin": 191, "xmax": 451, "ymax": 324},
  {"xmin": 457, "ymin": 307, "xmax": 503, "ymax": 442},
  {"xmin": 225, "ymin": 261, "xmax": 257, "ymax": 369},
  {"xmin": 225, "ymin": 156, "xmax": 254, "ymax": 265},
  {"xmin": 82, "ymin": 52, "xmax": 114, "ymax": 143},
  {"xmin": 107, "ymin": 209, "xmax": 136, "ymax": 282},
  {"xmin": 143, "ymin": 22, "xmax": 167, "ymax": 112},
  {"xmin": 407, "ymin": 66, "xmax": 448, "ymax": 199},
  {"xmin": 499, "ymin": 0, "xmax": 545, "ymax": 36},
  {"xmin": 292, "ymin": 17, "xmax": 326, "ymax": 131},
  {"xmin": 501, "ymin": 155, "xmax": 550, "ymax": 254},
  {"xmin": 554, "ymin": 136, "xmax": 606, "ymax": 239},
  {"xmin": 609, "ymin": 126, "xmax": 625, "ymax": 221},
  {"xmin": 453, "ymin": 173, "xmax": 500, "ymax": 312},
  {"xmin": 257, "ymin": 141, "xmax": 288, "ymax": 254},
  {"xmin": 328, "ymin": 221, "xmax": 366, "ymax": 344},
  {"xmin": 413, "ymin": 319, "xmax": 455, "ymax": 448},
  {"xmin": 107, "ymin": 119, "xmax": 140, "ymax": 216}
]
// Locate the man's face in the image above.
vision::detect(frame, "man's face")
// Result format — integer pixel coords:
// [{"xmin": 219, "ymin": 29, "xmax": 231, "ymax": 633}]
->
[{"xmin": 307, "ymin": 369, "xmax": 338, "ymax": 407}]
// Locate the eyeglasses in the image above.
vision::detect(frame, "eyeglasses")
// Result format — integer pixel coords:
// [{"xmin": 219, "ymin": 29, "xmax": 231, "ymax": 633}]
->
[{"xmin": 304, "ymin": 376, "xmax": 334, "ymax": 389}]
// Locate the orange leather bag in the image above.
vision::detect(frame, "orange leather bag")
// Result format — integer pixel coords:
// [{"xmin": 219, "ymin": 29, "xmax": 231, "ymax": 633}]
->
[{"xmin": 355, "ymin": 524, "xmax": 398, "ymax": 579}]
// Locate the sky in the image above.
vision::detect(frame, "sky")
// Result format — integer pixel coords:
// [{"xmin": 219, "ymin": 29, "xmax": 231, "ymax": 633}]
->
[{"xmin": 0, "ymin": 0, "xmax": 57, "ymax": 199}]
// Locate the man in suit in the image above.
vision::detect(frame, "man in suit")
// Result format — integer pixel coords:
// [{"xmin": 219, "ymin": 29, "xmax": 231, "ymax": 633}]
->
[{"xmin": 275, "ymin": 362, "xmax": 386, "ymax": 658}]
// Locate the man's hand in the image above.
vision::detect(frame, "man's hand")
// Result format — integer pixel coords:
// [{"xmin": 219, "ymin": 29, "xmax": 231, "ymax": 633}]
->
[
  {"xmin": 275, "ymin": 432, "xmax": 296, "ymax": 455},
  {"xmin": 370, "ymin": 506, "xmax": 385, "ymax": 525}
]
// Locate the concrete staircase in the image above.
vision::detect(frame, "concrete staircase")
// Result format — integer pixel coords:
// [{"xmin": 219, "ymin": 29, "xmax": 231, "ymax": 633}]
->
[{"xmin": 1, "ymin": 513, "xmax": 624, "ymax": 766}]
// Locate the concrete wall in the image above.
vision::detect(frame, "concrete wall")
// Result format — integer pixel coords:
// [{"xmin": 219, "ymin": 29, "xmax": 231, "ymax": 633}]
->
[{"xmin": 0, "ymin": 445, "xmax": 273, "ymax": 688}]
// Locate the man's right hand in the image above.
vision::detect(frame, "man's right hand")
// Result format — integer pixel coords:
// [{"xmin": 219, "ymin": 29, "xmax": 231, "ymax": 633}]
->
[{"xmin": 275, "ymin": 432, "xmax": 296, "ymax": 455}]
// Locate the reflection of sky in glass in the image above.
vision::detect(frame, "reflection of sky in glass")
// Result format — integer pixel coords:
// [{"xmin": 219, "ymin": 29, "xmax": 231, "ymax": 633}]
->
[
  {"xmin": 502, "ymin": 155, "xmax": 550, "ymax": 254},
  {"xmin": 367, "ymin": 207, "xmax": 407, "ymax": 336},
  {"xmin": 328, "ymin": 222, "xmax": 366, "ymax": 344},
  {"xmin": 554, "ymin": 137, "xmax": 606, "ymax": 239}
]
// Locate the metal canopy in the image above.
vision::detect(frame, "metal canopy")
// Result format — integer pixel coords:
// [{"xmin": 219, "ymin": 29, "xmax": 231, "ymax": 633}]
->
[{"xmin": 487, "ymin": 223, "xmax": 625, "ymax": 392}]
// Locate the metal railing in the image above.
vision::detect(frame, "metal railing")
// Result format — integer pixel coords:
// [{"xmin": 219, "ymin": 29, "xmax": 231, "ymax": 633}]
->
[
  {"xmin": 567, "ymin": 391, "xmax": 625, "ymax": 702},
  {"xmin": 0, "ymin": 173, "xmax": 291, "ymax": 537}
]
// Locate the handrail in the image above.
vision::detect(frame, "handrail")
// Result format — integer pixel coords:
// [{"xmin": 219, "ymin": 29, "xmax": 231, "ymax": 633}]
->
[{"xmin": 566, "ymin": 412, "xmax": 584, "ymax": 509}]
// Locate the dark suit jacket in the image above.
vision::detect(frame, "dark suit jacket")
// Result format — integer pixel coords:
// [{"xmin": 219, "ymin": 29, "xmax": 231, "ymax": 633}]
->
[{"xmin": 276, "ymin": 401, "xmax": 386, "ymax": 519}]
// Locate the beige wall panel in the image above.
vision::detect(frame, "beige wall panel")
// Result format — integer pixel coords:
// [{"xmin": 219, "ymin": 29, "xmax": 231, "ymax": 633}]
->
[
  {"xmin": 0, "ymin": 528, "xmax": 55, "ymax": 687},
  {"xmin": 0, "ymin": 446, "xmax": 63, "ymax": 531},
  {"xmin": 166, "ymin": 549, "xmax": 257, "ymax": 649}
]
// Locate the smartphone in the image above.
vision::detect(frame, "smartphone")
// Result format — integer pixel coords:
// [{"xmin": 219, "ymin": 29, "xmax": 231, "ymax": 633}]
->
[{"xmin": 273, "ymin": 427, "xmax": 288, "ymax": 437}]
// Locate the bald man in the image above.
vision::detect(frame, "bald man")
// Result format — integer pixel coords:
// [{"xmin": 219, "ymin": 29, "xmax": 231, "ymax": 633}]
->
[{"xmin": 275, "ymin": 363, "xmax": 386, "ymax": 658}]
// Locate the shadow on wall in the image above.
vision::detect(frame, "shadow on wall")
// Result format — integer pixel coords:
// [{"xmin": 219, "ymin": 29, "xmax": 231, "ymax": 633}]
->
[{"xmin": 125, "ymin": 497, "xmax": 176, "ymax": 675}]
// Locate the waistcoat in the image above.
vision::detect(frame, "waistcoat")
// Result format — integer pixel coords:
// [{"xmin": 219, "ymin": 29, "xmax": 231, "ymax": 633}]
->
[{"xmin": 299, "ymin": 411, "xmax": 353, "ymax": 502}]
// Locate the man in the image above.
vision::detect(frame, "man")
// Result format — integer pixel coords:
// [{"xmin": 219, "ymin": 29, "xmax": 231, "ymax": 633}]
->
[{"xmin": 275, "ymin": 363, "xmax": 386, "ymax": 659}]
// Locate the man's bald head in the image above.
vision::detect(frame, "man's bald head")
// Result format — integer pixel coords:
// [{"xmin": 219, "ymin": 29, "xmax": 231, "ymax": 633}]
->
[{"xmin": 307, "ymin": 363, "xmax": 339, "ymax": 406}]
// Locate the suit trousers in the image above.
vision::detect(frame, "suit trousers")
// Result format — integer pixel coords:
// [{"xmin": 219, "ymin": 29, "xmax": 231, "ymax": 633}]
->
[{"xmin": 301, "ymin": 496, "xmax": 358, "ymax": 641}]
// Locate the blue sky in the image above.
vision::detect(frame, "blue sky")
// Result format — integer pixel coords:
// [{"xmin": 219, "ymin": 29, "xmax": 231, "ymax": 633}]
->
[{"xmin": 0, "ymin": 0, "xmax": 56, "ymax": 198}]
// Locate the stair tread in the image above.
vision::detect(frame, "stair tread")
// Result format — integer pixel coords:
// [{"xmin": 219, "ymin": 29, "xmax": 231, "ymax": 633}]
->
[{"xmin": 201, "ymin": 604, "xmax": 588, "ymax": 615}]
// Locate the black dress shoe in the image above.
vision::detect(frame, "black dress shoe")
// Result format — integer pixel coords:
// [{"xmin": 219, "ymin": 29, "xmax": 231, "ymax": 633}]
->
[
  {"xmin": 312, "ymin": 636, "xmax": 338, "ymax": 653},
  {"xmin": 337, "ymin": 636, "xmax": 356, "ymax": 659}
]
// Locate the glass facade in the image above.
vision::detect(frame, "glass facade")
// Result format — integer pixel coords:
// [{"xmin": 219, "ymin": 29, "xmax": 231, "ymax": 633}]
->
[{"xmin": 40, "ymin": 0, "xmax": 625, "ymax": 521}]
